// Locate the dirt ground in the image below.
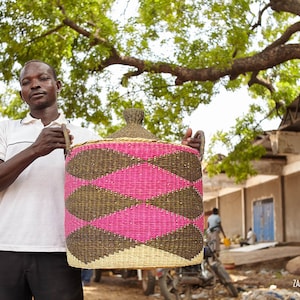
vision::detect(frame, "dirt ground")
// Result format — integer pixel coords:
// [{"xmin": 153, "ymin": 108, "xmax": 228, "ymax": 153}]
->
[
  {"xmin": 83, "ymin": 259, "xmax": 299, "ymax": 300},
  {"xmin": 83, "ymin": 275, "xmax": 155, "ymax": 300}
]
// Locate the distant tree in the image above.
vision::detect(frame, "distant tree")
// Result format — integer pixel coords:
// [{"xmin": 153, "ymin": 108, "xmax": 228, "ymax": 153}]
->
[{"xmin": 0, "ymin": 0, "xmax": 299, "ymax": 182}]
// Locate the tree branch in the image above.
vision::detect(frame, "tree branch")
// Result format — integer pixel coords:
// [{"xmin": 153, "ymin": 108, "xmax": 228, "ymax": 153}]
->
[
  {"xmin": 248, "ymin": 71, "xmax": 275, "ymax": 93},
  {"xmin": 91, "ymin": 44, "xmax": 300, "ymax": 85},
  {"xmin": 55, "ymin": 0, "xmax": 300, "ymax": 90},
  {"xmin": 251, "ymin": 3, "xmax": 271, "ymax": 31},
  {"xmin": 263, "ymin": 21, "xmax": 300, "ymax": 51},
  {"xmin": 62, "ymin": 18, "xmax": 108, "ymax": 46},
  {"xmin": 270, "ymin": 0, "xmax": 300, "ymax": 16},
  {"xmin": 57, "ymin": 2, "xmax": 116, "ymax": 49},
  {"xmin": 248, "ymin": 20, "xmax": 300, "ymax": 91},
  {"xmin": 28, "ymin": 24, "xmax": 65, "ymax": 43}
]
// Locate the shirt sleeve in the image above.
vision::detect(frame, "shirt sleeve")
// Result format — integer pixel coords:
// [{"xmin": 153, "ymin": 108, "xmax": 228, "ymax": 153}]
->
[
  {"xmin": 0, "ymin": 120, "xmax": 8, "ymax": 161},
  {"xmin": 68, "ymin": 124, "xmax": 101, "ymax": 145}
]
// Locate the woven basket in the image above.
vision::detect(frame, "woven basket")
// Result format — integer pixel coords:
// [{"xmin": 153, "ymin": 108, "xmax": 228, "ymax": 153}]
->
[{"xmin": 65, "ymin": 109, "xmax": 205, "ymax": 269}]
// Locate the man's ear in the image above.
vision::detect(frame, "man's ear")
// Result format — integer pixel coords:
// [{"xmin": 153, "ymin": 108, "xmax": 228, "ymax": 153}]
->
[
  {"xmin": 56, "ymin": 80, "xmax": 62, "ymax": 93},
  {"xmin": 19, "ymin": 91, "xmax": 24, "ymax": 101}
]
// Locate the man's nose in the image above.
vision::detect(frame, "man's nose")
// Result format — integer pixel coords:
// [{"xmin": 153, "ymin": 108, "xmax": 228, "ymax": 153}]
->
[{"xmin": 30, "ymin": 78, "xmax": 41, "ymax": 88}]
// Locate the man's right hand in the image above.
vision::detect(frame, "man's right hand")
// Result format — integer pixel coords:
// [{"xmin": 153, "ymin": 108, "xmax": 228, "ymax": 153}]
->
[{"xmin": 31, "ymin": 127, "xmax": 72, "ymax": 157}]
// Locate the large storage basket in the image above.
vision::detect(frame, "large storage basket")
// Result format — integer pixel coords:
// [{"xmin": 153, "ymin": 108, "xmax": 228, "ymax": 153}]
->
[{"xmin": 65, "ymin": 109, "xmax": 205, "ymax": 268}]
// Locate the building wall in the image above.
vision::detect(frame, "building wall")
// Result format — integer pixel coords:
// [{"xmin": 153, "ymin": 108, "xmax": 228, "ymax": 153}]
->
[
  {"xmin": 283, "ymin": 172, "xmax": 300, "ymax": 241},
  {"xmin": 245, "ymin": 177, "xmax": 283, "ymax": 242},
  {"xmin": 203, "ymin": 191, "xmax": 243, "ymax": 238},
  {"xmin": 203, "ymin": 158, "xmax": 300, "ymax": 243},
  {"xmin": 203, "ymin": 177, "xmax": 288, "ymax": 242},
  {"xmin": 219, "ymin": 191, "xmax": 242, "ymax": 238},
  {"xmin": 203, "ymin": 198, "xmax": 217, "ymax": 215}
]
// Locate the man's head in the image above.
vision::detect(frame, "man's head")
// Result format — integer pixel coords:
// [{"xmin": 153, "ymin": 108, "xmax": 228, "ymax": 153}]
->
[
  {"xmin": 212, "ymin": 207, "xmax": 218, "ymax": 214},
  {"xmin": 19, "ymin": 60, "xmax": 62, "ymax": 112},
  {"xmin": 19, "ymin": 60, "xmax": 58, "ymax": 81}
]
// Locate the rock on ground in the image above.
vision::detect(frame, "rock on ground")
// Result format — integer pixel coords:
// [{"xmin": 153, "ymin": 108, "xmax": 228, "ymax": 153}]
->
[{"xmin": 286, "ymin": 256, "xmax": 300, "ymax": 275}]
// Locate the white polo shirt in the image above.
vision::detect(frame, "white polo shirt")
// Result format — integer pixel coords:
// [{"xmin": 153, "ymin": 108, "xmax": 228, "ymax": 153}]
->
[{"xmin": 0, "ymin": 113, "xmax": 99, "ymax": 252}]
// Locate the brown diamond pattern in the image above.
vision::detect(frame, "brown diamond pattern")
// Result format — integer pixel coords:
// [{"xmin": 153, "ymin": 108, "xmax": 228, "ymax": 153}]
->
[
  {"xmin": 148, "ymin": 151, "xmax": 202, "ymax": 181},
  {"xmin": 66, "ymin": 185, "xmax": 139, "ymax": 221},
  {"xmin": 66, "ymin": 225, "xmax": 140, "ymax": 264},
  {"xmin": 146, "ymin": 224, "xmax": 203, "ymax": 260},
  {"xmin": 66, "ymin": 149, "xmax": 142, "ymax": 180},
  {"xmin": 148, "ymin": 187, "xmax": 203, "ymax": 219}
]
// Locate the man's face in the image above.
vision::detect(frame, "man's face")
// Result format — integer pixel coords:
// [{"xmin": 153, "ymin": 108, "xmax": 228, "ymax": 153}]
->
[{"xmin": 19, "ymin": 61, "xmax": 61, "ymax": 110}]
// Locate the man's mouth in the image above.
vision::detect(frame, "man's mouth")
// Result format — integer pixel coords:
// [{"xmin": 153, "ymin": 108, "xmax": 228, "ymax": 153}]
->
[{"xmin": 30, "ymin": 92, "xmax": 46, "ymax": 99}]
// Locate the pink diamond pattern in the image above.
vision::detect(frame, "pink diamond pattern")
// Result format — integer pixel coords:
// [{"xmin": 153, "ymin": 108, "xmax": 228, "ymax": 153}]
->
[
  {"xmin": 65, "ymin": 165, "xmax": 201, "ymax": 202},
  {"xmin": 90, "ymin": 203, "xmax": 191, "ymax": 243},
  {"xmin": 65, "ymin": 210, "xmax": 89, "ymax": 236},
  {"xmin": 91, "ymin": 163, "xmax": 191, "ymax": 200},
  {"xmin": 192, "ymin": 214, "xmax": 204, "ymax": 231},
  {"xmin": 64, "ymin": 172, "xmax": 89, "ymax": 200},
  {"xmin": 192, "ymin": 178, "xmax": 203, "ymax": 196},
  {"xmin": 67, "ymin": 142, "xmax": 198, "ymax": 161}
]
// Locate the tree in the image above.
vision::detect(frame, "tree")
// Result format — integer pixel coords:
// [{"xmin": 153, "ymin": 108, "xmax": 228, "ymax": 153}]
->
[{"xmin": 0, "ymin": 0, "xmax": 300, "ymax": 182}]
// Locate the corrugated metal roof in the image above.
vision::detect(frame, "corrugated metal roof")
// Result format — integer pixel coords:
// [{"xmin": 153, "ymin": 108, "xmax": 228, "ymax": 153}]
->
[{"xmin": 278, "ymin": 95, "xmax": 300, "ymax": 131}]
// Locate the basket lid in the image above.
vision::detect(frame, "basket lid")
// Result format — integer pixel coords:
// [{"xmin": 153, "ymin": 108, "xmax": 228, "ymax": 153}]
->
[{"xmin": 107, "ymin": 108, "xmax": 159, "ymax": 140}]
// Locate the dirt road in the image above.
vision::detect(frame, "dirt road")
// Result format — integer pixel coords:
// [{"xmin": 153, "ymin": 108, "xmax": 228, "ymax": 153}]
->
[
  {"xmin": 83, "ymin": 264, "xmax": 298, "ymax": 300},
  {"xmin": 83, "ymin": 276, "xmax": 153, "ymax": 300},
  {"xmin": 82, "ymin": 245, "xmax": 300, "ymax": 300}
]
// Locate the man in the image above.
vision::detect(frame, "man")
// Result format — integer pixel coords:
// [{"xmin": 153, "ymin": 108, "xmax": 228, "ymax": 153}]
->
[
  {"xmin": 240, "ymin": 227, "xmax": 256, "ymax": 247},
  {"xmin": 0, "ymin": 60, "xmax": 100, "ymax": 300},
  {"xmin": 207, "ymin": 207, "xmax": 226, "ymax": 256},
  {"xmin": 0, "ymin": 60, "xmax": 202, "ymax": 299}
]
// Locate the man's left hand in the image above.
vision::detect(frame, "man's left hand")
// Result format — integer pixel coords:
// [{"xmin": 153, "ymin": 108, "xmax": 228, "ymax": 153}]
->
[{"xmin": 181, "ymin": 128, "xmax": 204, "ymax": 155}]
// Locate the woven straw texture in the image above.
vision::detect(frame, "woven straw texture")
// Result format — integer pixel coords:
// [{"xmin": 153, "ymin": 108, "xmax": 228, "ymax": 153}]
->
[{"xmin": 65, "ymin": 109, "xmax": 204, "ymax": 268}]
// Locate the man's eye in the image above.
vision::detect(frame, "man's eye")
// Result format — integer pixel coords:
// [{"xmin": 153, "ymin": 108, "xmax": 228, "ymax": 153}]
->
[
  {"xmin": 21, "ymin": 81, "xmax": 29, "ymax": 86},
  {"xmin": 40, "ymin": 77, "xmax": 50, "ymax": 81}
]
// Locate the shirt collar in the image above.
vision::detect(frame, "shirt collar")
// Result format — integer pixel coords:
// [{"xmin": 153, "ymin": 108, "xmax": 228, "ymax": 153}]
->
[{"xmin": 21, "ymin": 111, "xmax": 68, "ymax": 127}]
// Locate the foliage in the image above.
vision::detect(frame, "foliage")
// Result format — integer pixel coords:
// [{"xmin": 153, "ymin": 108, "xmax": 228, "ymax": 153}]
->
[
  {"xmin": 0, "ymin": 0, "xmax": 300, "ymax": 181},
  {"xmin": 206, "ymin": 104, "xmax": 268, "ymax": 182}
]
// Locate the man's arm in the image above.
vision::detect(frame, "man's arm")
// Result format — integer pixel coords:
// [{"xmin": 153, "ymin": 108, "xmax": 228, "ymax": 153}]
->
[
  {"xmin": 0, "ymin": 148, "xmax": 40, "ymax": 191},
  {"xmin": 219, "ymin": 223, "xmax": 226, "ymax": 238},
  {"xmin": 0, "ymin": 127, "xmax": 70, "ymax": 191}
]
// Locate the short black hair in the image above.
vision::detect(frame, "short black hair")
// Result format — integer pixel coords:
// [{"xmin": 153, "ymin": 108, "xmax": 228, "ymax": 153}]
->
[
  {"xmin": 19, "ymin": 60, "xmax": 58, "ymax": 81},
  {"xmin": 212, "ymin": 207, "xmax": 218, "ymax": 214}
]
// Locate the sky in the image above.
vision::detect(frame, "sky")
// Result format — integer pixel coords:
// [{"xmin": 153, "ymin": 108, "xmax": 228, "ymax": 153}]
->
[{"xmin": 184, "ymin": 87, "xmax": 281, "ymax": 154}]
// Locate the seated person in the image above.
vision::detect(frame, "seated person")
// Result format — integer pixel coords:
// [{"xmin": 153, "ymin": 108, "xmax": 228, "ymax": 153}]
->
[{"xmin": 240, "ymin": 228, "xmax": 256, "ymax": 247}]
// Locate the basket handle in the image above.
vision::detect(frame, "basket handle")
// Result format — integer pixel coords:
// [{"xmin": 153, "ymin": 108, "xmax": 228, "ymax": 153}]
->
[{"xmin": 61, "ymin": 124, "xmax": 71, "ymax": 157}]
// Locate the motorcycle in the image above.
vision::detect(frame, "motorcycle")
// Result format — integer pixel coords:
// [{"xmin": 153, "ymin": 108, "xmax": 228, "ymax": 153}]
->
[
  {"xmin": 158, "ymin": 240, "xmax": 238, "ymax": 300},
  {"xmin": 94, "ymin": 268, "xmax": 156, "ymax": 296}
]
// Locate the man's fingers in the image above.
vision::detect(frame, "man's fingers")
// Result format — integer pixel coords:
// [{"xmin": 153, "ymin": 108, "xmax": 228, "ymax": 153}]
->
[
  {"xmin": 193, "ymin": 130, "xmax": 204, "ymax": 140},
  {"xmin": 183, "ymin": 128, "xmax": 193, "ymax": 140}
]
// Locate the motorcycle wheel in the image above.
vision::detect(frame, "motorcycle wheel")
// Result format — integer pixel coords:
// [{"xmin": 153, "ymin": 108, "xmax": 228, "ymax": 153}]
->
[
  {"xmin": 142, "ymin": 270, "xmax": 156, "ymax": 295},
  {"xmin": 211, "ymin": 263, "xmax": 238, "ymax": 297},
  {"xmin": 158, "ymin": 269, "xmax": 193, "ymax": 300}
]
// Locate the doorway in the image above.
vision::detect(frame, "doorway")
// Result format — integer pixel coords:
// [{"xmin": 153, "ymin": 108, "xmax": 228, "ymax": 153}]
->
[{"xmin": 253, "ymin": 198, "xmax": 274, "ymax": 241}]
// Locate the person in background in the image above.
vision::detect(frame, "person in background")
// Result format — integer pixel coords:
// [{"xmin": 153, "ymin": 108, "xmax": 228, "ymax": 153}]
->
[
  {"xmin": 207, "ymin": 207, "xmax": 226, "ymax": 257},
  {"xmin": 240, "ymin": 227, "xmax": 256, "ymax": 247},
  {"xmin": 81, "ymin": 269, "xmax": 94, "ymax": 286},
  {"xmin": 0, "ymin": 59, "xmax": 203, "ymax": 300}
]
